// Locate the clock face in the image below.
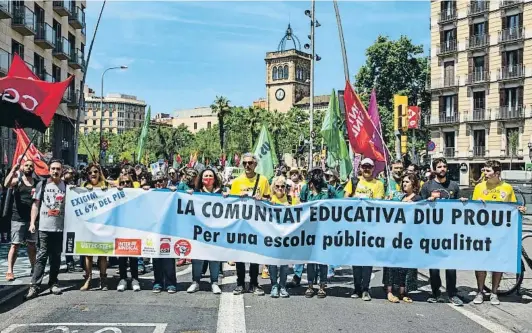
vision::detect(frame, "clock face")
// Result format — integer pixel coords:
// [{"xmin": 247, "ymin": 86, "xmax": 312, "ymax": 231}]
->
[{"xmin": 275, "ymin": 88, "xmax": 285, "ymax": 101}]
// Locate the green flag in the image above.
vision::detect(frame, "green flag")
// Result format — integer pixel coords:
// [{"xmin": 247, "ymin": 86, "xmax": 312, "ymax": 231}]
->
[
  {"xmin": 321, "ymin": 89, "xmax": 352, "ymax": 181},
  {"xmin": 253, "ymin": 124, "xmax": 278, "ymax": 180},
  {"xmin": 137, "ymin": 106, "xmax": 151, "ymax": 163}
]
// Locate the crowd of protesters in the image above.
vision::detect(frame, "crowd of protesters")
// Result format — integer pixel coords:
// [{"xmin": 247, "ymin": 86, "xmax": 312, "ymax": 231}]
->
[{"xmin": 0, "ymin": 154, "xmax": 525, "ymax": 305}]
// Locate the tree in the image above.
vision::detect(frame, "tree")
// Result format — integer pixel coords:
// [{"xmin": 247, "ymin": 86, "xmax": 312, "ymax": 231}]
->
[
  {"xmin": 211, "ymin": 96, "xmax": 231, "ymax": 152},
  {"xmin": 354, "ymin": 35, "xmax": 430, "ymax": 160},
  {"xmin": 509, "ymin": 130, "xmax": 519, "ymax": 170}
]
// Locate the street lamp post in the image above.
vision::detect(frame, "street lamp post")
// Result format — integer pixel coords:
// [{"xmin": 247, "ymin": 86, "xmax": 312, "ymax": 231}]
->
[{"xmin": 99, "ymin": 66, "xmax": 128, "ymax": 165}]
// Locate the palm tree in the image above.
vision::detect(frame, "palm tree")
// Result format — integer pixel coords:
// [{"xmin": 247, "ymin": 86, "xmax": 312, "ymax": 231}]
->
[
  {"xmin": 269, "ymin": 110, "xmax": 287, "ymax": 160},
  {"xmin": 211, "ymin": 96, "xmax": 231, "ymax": 152},
  {"xmin": 246, "ymin": 107, "xmax": 267, "ymax": 147}
]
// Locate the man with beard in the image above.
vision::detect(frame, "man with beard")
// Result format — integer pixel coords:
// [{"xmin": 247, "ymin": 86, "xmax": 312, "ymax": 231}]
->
[
  {"xmin": 386, "ymin": 160, "xmax": 404, "ymax": 200},
  {"xmin": 4, "ymin": 160, "xmax": 36, "ymax": 282},
  {"xmin": 420, "ymin": 157, "xmax": 465, "ymax": 306},
  {"xmin": 405, "ymin": 163, "xmax": 424, "ymax": 188},
  {"xmin": 25, "ymin": 159, "xmax": 67, "ymax": 299}
]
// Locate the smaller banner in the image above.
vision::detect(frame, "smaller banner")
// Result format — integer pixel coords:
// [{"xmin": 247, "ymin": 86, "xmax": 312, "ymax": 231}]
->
[{"xmin": 408, "ymin": 106, "xmax": 420, "ymax": 129}]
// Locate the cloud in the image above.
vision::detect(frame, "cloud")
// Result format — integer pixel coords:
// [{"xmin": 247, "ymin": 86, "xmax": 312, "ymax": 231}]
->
[{"xmin": 88, "ymin": 59, "xmax": 103, "ymax": 70}]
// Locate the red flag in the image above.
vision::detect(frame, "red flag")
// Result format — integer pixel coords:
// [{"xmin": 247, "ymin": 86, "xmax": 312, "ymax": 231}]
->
[
  {"xmin": 0, "ymin": 76, "xmax": 72, "ymax": 132},
  {"xmin": 408, "ymin": 106, "xmax": 420, "ymax": 129},
  {"xmin": 7, "ymin": 54, "xmax": 38, "ymax": 80},
  {"xmin": 343, "ymin": 81, "xmax": 384, "ymax": 161},
  {"xmin": 175, "ymin": 153, "xmax": 182, "ymax": 164},
  {"xmin": 12, "ymin": 128, "xmax": 49, "ymax": 176},
  {"xmin": 220, "ymin": 153, "xmax": 226, "ymax": 167}
]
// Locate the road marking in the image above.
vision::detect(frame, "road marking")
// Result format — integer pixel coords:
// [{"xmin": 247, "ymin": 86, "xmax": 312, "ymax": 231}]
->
[
  {"xmin": 2, "ymin": 323, "xmax": 168, "ymax": 333},
  {"xmin": 447, "ymin": 305, "xmax": 514, "ymax": 333},
  {"xmin": 216, "ymin": 264, "xmax": 246, "ymax": 333}
]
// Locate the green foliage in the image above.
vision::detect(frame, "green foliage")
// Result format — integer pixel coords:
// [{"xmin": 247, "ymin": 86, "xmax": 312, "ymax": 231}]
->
[{"xmin": 354, "ymin": 35, "xmax": 430, "ymax": 158}]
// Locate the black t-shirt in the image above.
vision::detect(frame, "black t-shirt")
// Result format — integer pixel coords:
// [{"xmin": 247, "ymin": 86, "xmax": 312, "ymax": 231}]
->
[
  {"xmin": 402, "ymin": 194, "xmax": 422, "ymax": 202},
  {"xmin": 12, "ymin": 178, "xmax": 35, "ymax": 222},
  {"xmin": 420, "ymin": 179, "xmax": 460, "ymax": 200}
]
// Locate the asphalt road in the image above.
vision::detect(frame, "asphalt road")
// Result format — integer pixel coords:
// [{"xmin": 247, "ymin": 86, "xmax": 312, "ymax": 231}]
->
[{"xmin": 0, "ymin": 263, "xmax": 501, "ymax": 333}]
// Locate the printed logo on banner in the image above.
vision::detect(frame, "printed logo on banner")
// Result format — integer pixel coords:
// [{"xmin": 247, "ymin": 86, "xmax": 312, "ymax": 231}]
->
[
  {"xmin": 142, "ymin": 237, "xmax": 157, "ymax": 255},
  {"xmin": 65, "ymin": 232, "xmax": 76, "ymax": 254},
  {"xmin": 174, "ymin": 239, "xmax": 191, "ymax": 257},
  {"xmin": 115, "ymin": 238, "xmax": 142, "ymax": 256},
  {"xmin": 75, "ymin": 241, "xmax": 114, "ymax": 255},
  {"xmin": 160, "ymin": 237, "xmax": 171, "ymax": 255}
]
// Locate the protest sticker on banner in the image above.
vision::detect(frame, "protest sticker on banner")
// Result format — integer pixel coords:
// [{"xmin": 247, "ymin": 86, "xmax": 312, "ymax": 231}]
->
[{"xmin": 64, "ymin": 188, "xmax": 523, "ymax": 273}]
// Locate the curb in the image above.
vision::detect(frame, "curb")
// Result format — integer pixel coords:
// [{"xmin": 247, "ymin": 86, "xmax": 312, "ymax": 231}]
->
[{"xmin": 0, "ymin": 285, "xmax": 27, "ymax": 305}]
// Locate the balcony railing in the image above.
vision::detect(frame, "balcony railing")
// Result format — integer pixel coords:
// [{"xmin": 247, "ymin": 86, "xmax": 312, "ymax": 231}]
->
[
  {"xmin": 468, "ymin": 1, "xmax": 489, "ymax": 15},
  {"xmin": 437, "ymin": 40, "xmax": 457, "ymax": 55},
  {"xmin": 52, "ymin": 1, "xmax": 70, "ymax": 16},
  {"xmin": 467, "ymin": 70, "xmax": 489, "ymax": 84},
  {"xmin": 466, "ymin": 108, "xmax": 489, "ymax": 122},
  {"xmin": 439, "ymin": 9, "xmax": 457, "ymax": 23},
  {"xmin": 11, "ymin": 5, "xmax": 36, "ymax": 36},
  {"xmin": 500, "ymin": 0, "xmax": 521, "ymax": 8},
  {"xmin": 467, "ymin": 34, "xmax": 489, "ymax": 49},
  {"xmin": 0, "ymin": 0, "xmax": 12, "ymax": 19},
  {"xmin": 67, "ymin": 88, "xmax": 78, "ymax": 106},
  {"xmin": 499, "ymin": 65, "xmax": 524, "ymax": 80},
  {"xmin": 499, "ymin": 27, "xmax": 524, "ymax": 43},
  {"xmin": 53, "ymin": 37, "xmax": 71, "ymax": 60},
  {"xmin": 439, "ymin": 114, "xmax": 460, "ymax": 124},
  {"xmin": 35, "ymin": 22, "xmax": 54, "ymax": 49},
  {"xmin": 68, "ymin": 6, "xmax": 84, "ymax": 29},
  {"xmin": 68, "ymin": 48, "xmax": 85, "ymax": 69},
  {"xmin": 444, "ymin": 147, "xmax": 456, "ymax": 158},
  {"xmin": 432, "ymin": 76, "xmax": 459, "ymax": 89},
  {"xmin": 473, "ymin": 146, "xmax": 486, "ymax": 157},
  {"xmin": 497, "ymin": 105, "xmax": 525, "ymax": 120},
  {"xmin": 0, "ymin": 48, "xmax": 10, "ymax": 76}
]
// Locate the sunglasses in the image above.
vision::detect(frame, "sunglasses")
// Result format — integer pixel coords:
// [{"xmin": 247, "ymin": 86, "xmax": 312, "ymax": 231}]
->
[
  {"xmin": 119, "ymin": 181, "xmax": 132, "ymax": 186},
  {"xmin": 242, "ymin": 161, "xmax": 254, "ymax": 166},
  {"xmin": 275, "ymin": 185, "xmax": 285, "ymax": 189},
  {"xmin": 169, "ymin": 172, "xmax": 176, "ymax": 176},
  {"xmin": 89, "ymin": 170, "xmax": 100, "ymax": 175},
  {"xmin": 156, "ymin": 179, "xmax": 165, "ymax": 183}
]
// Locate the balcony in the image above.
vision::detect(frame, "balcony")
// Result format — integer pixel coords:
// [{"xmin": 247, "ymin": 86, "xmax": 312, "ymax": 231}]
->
[
  {"xmin": 68, "ymin": 5, "xmax": 84, "ymax": 29},
  {"xmin": 437, "ymin": 40, "xmax": 457, "ymax": 55},
  {"xmin": 53, "ymin": 1, "xmax": 70, "ymax": 16},
  {"xmin": 468, "ymin": 1, "xmax": 489, "ymax": 15},
  {"xmin": 467, "ymin": 70, "xmax": 489, "ymax": 84},
  {"xmin": 439, "ymin": 9, "xmax": 457, "ymax": 24},
  {"xmin": 0, "ymin": 0, "xmax": 12, "ymax": 19},
  {"xmin": 53, "ymin": 37, "xmax": 71, "ymax": 60},
  {"xmin": 497, "ymin": 105, "xmax": 525, "ymax": 120},
  {"xmin": 473, "ymin": 146, "xmax": 486, "ymax": 157},
  {"xmin": 11, "ymin": 5, "xmax": 36, "ymax": 36},
  {"xmin": 34, "ymin": 69, "xmax": 53, "ymax": 82},
  {"xmin": 427, "ymin": 113, "xmax": 460, "ymax": 126},
  {"xmin": 499, "ymin": 27, "xmax": 524, "ymax": 43},
  {"xmin": 467, "ymin": 34, "xmax": 489, "ymax": 49},
  {"xmin": 498, "ymin": 65, "xmax": 524, "ymax": 80},
  {"xmin": 0, "ymin": 49, "xmax": 9, "ymax": 77},
  {"xmin": 444, "ymin": 147, "xmax": 456, "ymax": 158},
  {"xmin": 68, "ymin": 49, "xmax": 85, "ymax": 69},
  {"xmin": 465, "ymin": 109, "xmax": 490, "ymax": 122},
  {"xmin": 500, "ymin": 0, "xmax": 522, "ymax": 8},
  {"xmin": 35, "ymin": 22, "xmax": 54, "ymax": 49},
  {"xmin": 67, "ymin": 88, "xmax": 78, "ymax": 107},
  {"xmin": 431, "ymin": 76, "xmax": 459, "ymax": 90}
]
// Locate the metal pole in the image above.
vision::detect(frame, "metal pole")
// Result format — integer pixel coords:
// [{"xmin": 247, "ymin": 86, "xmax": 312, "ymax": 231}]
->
[
  {"xmin": 73, "ymin": 0, "xmax": 106, "ymax": 167},
  {"xmin": 333, "ymin": 0, "xmax": 349, "ymax": 82},
  {"xmin": 308, "ymin": 0, "xmax": 315, "ymax": 170},
  {"xmin": 412, "ymin": 129, "xmax": 417, "ymax": 164},
  {"xmin": 98, "ymin": 70, "xmax": 105, "ymax": 165}
]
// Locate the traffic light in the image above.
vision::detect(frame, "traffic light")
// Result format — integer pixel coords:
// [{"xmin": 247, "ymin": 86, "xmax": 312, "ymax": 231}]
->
[
  {"xmin": 393, "ymin": 95, "xmax": 408, "ymax": 132},
  {"xmin": 401, "ymin": 135, "xmax": 408, "ymax": 154}
]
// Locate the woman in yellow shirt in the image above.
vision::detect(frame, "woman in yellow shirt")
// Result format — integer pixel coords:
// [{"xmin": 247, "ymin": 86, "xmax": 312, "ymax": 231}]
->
[{"xmin": 268, "ymin": 176, "xmax": 290, "ymax": 298}]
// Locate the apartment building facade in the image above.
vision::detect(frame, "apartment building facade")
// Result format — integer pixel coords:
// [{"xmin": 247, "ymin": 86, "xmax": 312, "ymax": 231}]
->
[
  {"xmin": 0, "ymin": 0, "xmax": 86, "ymax": 165},
  {"xmin": 81, "ymin": 87, "xmax": 147, "ymax": 135},
  {"xmin": 429, "ymin": 0, "xmax": 532, "ymax": 185}
]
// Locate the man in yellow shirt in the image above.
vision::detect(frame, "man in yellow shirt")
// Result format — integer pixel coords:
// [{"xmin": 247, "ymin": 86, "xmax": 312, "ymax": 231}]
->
[
  {"xmin": 471, "ymin": 160, "xmax": 525, "ymax": 306},
  {"xmin": 229, "ymin": 153, "xmax": 269, "ymax": 296},
  {"xmin": 344, "ymin": 158, "xmax": 384, "ymax": 302}
]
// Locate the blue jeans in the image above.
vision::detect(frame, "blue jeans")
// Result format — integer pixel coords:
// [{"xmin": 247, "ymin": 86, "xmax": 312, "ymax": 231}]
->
[
  {"xmin": 353, "ymin": 266, "xmax": 372, "ymax": 293},
  {"xmin": 153, "ymin": 258, "xmax": 176, "ymax": 288},
  {"xmin": 269, "ymin": 265, "xmax": 288, "ymax": 288},
  {"xmin": 192, "ymin": 259, "xmax": 220, "ymax": 283},
  {"xmin": 307, "ymin": 264, "xmax": 327, "ymax": 285}
]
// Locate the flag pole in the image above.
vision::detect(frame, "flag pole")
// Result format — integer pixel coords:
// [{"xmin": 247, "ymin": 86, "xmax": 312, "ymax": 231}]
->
[
  {"xmin": 308, "ymin": 0, "xmax": 316, "ymax": 170},
  {"xmin": 5, "ymin": 128, "xmax": 39, "ymax": 187},
  {"xmin": 333, "ymin": 0, "xmax": 349, "ymax": 82}
]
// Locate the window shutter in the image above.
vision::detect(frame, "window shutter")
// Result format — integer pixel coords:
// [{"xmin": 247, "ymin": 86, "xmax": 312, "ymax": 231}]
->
[
  {"xmin": 502, "ymin": 16, "xmax": 507, "ymax": 30},
  {"xmin": 502, "ymin": 52, "xmax": 507, "ymax": 70},
  {"xmin": 518, "ymin": 48, "xmax": 523, "ymax": 64},
  {"xmin": 485, "ymin": 54, "xmax": 489, "ymax": 73},
  {"xmin": 453, "ymin": 94, "xmax": 458, "ymax": 115},
  {"xmin": 468, "ymin": 57, "xmax": 473, "ymax": 75},
  {"xmin": 500, "ymin": 89, "xmax": 506, "ymax": 107},
  {"xmin": 469, "ymin": 24, "xmax": 474, "ymax": 38},
  {"xmin": 485, "ymin": 20, "xmax": 489, "ymax": 37},
  {"xmin": 519, "ymin": 13, "xmax": 523, "ymax": 28},
  {"xmin": 518, "ymin": 86, "xmax": 524, "ymax": 107},
  {"xmin": 439, "ymin": 96, "xmax": 444, "ymax": 114}
]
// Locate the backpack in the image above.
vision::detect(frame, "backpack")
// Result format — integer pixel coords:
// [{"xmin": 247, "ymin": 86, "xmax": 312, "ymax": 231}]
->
[{"xmin": 348, "ymin": 175, "xmax": 360, "ymax": 198}]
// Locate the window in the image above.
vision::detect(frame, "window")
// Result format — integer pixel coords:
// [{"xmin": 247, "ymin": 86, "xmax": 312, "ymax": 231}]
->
[
  {"xmin": 118, "ymin": 112, "xmax": 124, "ymax": 118},
  {"xmin": 92, "ymin": 120, "xmax": 96, "ymax": 125},
  {"xmin": 118, "ymin": 129, "xmax": 123, "ymax": 134},
  {"xmin": 283, "ymin": 65, "xmax": 288, "ymax": 79},
  {"xmin": 118, "ymin": 120, "xmax": 124, "ymax": 127},
  {"xmin": 272, "ymin": 67, "xmax": 278, "ymax": 80},
  {"xmin": 207, "ymin": 122, "xmax": 211, "ymax": 129},
  {"xmin": 34, "ymin": 3, "xmax": 44, "ymax": 24},
  {"xmin": 11, "ymin": 40, "xmax": 24, "ymax": 60},
  {"xmin": 473, "ymin": 91, "xmax": 485, "ymax": 110},
  {"xmin": 92, "ymin": 111, "xmax": 96, "ymax": 117},
  {"xmin": 52, "ymin": 64, "xmax": 61, "ymax": 82},
  {"xmin": 109, "ymin": 111, "xmax": 113, "ymax": 118},
  {"xmin": 84, "ymin": 128, "xmax": 88, "ymax": 134},
  {"xmin": 278, "ymin": 66, "xmax": 284, "ymax": 79},
  {"xmin": 194, "ymin": 122, "xmax": 198, "ymax": 130},
  {"xmin": 506, "ymin": 14, "xmax": 520, "ymax": 29},
  {"xmin": 473, "ymin": 22, "xmax": 485, "ymax": 36},
  {"xmin": 109, "ymin": 120, "xmax": 113, "ymax": 126},
  {"xmin": 53, "ymin": 20, "xmax": 61, "ymax": 46},
  {"xmin": 68, "ymin": 32, "xmax": 75, "ymax": 55},
  {"xmin": 34, "ymin": 53, "xmax": 45, "ymax": 78}
]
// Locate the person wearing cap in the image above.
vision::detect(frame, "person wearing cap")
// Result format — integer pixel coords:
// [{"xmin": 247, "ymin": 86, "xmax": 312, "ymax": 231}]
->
[
  {"xmin": 325, "ymin": 169, "xmax": 344, "ymax": 198},
  {"xmin": 177, "ymin": 167, "xmax": 198, "ymax": 191},
  {"xmin": 344, "ymin": 158, "xmax": 384, "ymax": 301},
  {"xmin": 167, "ymin": 167, "xmax": 180, "ymax": 188},
  {"xmin": 286, "ymin": 167, "xmax": 304, "ymax": 205}
]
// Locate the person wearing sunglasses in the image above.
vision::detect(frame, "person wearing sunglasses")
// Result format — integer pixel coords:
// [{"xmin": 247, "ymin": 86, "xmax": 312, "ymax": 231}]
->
[
  {"xmin": 229, "ymin": 153, "xmax": 270, "ymax": 296},
  {"xmin": 80, "ymin": 163, "xmax": 109, "ymax": 291},
  {"xmin": 324, "ymin": 169, "xmax": 344, "ymax": 198},
  {"xmin": 114, "ymin": 175, "xmax": 141, "ymax": 292},
  {"xmin": 185, "ymin": 168, "xmax": 223, "ymax": 294},
  {"xmin": 268, "ymin": 176, "xmax": 291, "ymax": 298},
  {"xmin": 153, "ymin": 172, "xmax": 167, "ymax": 189},
  {"xmin": 167, "ymin": 167, "xmax": 180, "ymax": 189},
  {"xmin": 177, "ymin": 167, "xmax": 198, "ymax": 191}
]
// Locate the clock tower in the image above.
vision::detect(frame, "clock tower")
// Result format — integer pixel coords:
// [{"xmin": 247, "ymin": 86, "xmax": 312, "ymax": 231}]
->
[{"xmin": 265, "ymin": 24, "xmax": 311, "ymax": 113}]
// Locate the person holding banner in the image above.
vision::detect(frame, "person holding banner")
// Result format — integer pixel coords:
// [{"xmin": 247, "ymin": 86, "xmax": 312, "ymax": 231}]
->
[
  {"xmin": 186, "ymin": 168, "xmax": 223, "ymax": 295},
  {"xmin": 471, "ymin": 160, "xmax": 526, "ymax": 305},
  {"xmin": 420, "ymin": 157, "xmax": 465, "ymax": 306},
  {"xmin": 80, "ymin": 163, "xmax": 110, "ymax": 291},
  {"xmin": 268, "ymin": 176, "xmax": 291, "ymax": 298},
  {"xmin": 305, "ymin": 168, "xmax": 331, "ymax": 299},
  {"xmin": 344, "ymin": 158, "xmax": 384, "ymax": 301},
  {"xmin": 229, "ymin": 153, "xmax": 269, "ymax": 296}
]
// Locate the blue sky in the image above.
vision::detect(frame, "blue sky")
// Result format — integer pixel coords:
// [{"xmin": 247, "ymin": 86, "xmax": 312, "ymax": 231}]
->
[{"xmin": 84, "ymin": 1, "xmax": 430, "ymax": 116}]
